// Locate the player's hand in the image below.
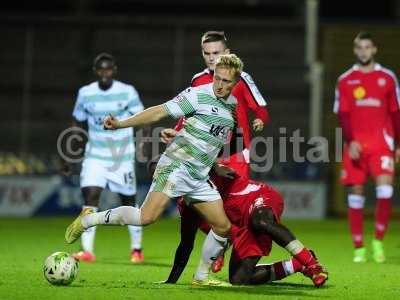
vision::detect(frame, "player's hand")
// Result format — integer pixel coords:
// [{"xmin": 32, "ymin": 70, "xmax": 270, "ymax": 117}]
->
[
  {"xmin": 103, "ymin": 114, "xmax": 120, "ymax": 130},
  {"xmin": 160, "ymin": 128, "xmax": 178, "ymax": 144},
  {"xmin": 214, "ymin": 164, "xmax": 237, "ymax": 179},
  {"xmin": 395, "ymin": 147, "xmax": 400, "ymax": 163},
  {"xmin": 348, "ymin": 141, "xmax": 362, "ymax": 160},
  {"xmin": 252, "ymin": 118, "xmax": 264, "ymax": 132}
]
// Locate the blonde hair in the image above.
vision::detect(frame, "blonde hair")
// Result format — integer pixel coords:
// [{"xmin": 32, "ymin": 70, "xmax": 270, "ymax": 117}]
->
[{"xmin": 215, "ymin": 54, "xmax": 243, "ymax": 80}]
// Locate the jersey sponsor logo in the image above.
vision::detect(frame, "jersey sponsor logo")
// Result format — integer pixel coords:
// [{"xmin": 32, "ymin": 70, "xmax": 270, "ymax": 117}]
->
[
  {"xmin": 347, "ymin": 79, "xmax": 361, "ymax": 85},
  {"xmin": 355, "ymin": 98, "xmax": 381, "ymax": 107},
  {"xmin": 209, "ymin": 124, "xmax": 231, "ymax": 140},
  {"xmin": 353, "ymin": 86, "xmax": 366, "ymax": 99},
  {"xmin": 211, "ymin": 107, "xmax": 219, "ymax": 114},
  {"xmin": 378, "ymin": 78, "xmax": 387, "ymax": 87}
]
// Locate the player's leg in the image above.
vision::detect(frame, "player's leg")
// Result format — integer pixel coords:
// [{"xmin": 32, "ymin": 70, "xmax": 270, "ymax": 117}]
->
[
  {"xmin": 371, "ymin": 152, "xmax": 395, "ymax": 263},
  {"xmin": 250, "ymin": 207, "xmax": 328, "ymax": 286},
  {"xmin": 65, "ymin": 191, "xmax": 171, "ymax": 244},
  {"xmin": 191, "ymin": 198, "xmax": 231, "ymax": 283},
  {"xmin": 66, "ymin": 156, "xmax": 178, "ymax": 243},
  {"xmin": 229, "ymin": 255, "xmax": 303, "ymax": 285},
  {"xmin": 74, "ymin": 158, "xmax": 108, "ymax": 261},
  {"xmin": 347, "ymin": 184, "xmax": 367, "ymax": 262},
  {"xmin": 342, "ymin": 146, "xmax": 368, "ymax": 262},
  {"xmin": 119, "ymin": 193, "xmax": 144, "ymax": 263},
  {"xmin": 73, "ymin": 186, "xmax": 102, "ymax": 262}
]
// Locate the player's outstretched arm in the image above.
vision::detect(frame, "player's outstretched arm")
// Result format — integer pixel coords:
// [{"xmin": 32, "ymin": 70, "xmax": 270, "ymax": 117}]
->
[{"xmin": 104, "ymin": 105, "xmax": 168, "ymax": 129}]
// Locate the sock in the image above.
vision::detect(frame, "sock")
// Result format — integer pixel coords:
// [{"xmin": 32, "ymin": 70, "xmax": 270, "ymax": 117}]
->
[
  {"xmin": 375, "ymin": 185, "xmax": 392, "ymax": 240},
  {"xmin": 82, "ymin": 206, "xmax": 141, "ymax": 228},
  {"xmin": 285, "ymin": 240, "xmax": 317, "ymax": 267},
  {"xmin": 81, "ymin": 206, "xmax": 98, "ymax": 253},
  {"xmin": 347, "ymin": 194, "xmax": 365, "ymax": 248},
  {"xmin": 194, "ymin": 230, "xmax": 228, "ymax": 281},
  {"xmin": 128, "ymin": 225, "xmax": 143, "ymax": 250},
  {"xmin": 253, "ymin": 258, "xmax": 302, "ymax": 284}
]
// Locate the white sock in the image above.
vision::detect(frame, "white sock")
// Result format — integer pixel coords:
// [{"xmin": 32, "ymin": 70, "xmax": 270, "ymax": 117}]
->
[
  {"xmin": 81, "ymin": 206, "xmax": 141, "ymax": 228},
  {"xmin": 282, "ymin": 260, "xmax": 295, "ymax": 275},
  {"xmin": 194, "ymin": 230, "xmax": 228, "ymax": 281},
  {"xmin": 128, "ymin": 225, "xmax": 143, "ymax": 250},
  {"xmin": 81, "ymin": 206, "xmax": 98, "ymax": 254}
]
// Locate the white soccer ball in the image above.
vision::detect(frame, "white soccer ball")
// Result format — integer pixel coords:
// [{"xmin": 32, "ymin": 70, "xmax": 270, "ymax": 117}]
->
[{"xmin": 43, "ymin": 252, "xmax": 79, "ymax": 285}]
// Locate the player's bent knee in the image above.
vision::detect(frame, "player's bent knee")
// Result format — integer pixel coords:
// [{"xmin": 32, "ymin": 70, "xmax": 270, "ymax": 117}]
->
[
  {"xmin": 139, "ymin": 209, "xmax": 159, "ymax": 226},
  {"xmin": 349, "ymin": 185, "xmax": 364, "ymax": 195},
  {"xmin": 212, "ymin": 221, "xmax": 231, "ymax": 237}
]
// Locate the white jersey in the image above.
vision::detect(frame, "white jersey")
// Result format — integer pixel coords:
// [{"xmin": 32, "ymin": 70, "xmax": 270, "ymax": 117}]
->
[
  {"xmin": 162, "ymin": 83, "xmax": 237, "ymax": 180},
  {"xmin": 73, "ymin": 80, "xmax": 144, "ymax": 167}
]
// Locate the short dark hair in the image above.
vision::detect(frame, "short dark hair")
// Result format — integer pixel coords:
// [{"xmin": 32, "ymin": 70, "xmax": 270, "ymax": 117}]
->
[
  {"xmin": 201, "ymin": 31, "xmax": 228, "ymax": 47},
  {"xmin": 93, "ymin": 53, "xmax": 116, "ymax": 69},
  {"xmin": 354, "ymin": 31, "xmax": 375, "ymax": 45}
]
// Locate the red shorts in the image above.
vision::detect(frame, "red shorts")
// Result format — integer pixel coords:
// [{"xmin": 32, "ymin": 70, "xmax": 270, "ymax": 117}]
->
[{"xmin": 341, "ymin": 145, "xmax": 394, "ymax": 185}]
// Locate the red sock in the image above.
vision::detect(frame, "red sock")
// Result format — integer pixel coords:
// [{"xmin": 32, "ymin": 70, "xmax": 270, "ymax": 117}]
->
[
  {"xmin": 348, "ymin": 207, "xmax": 364, "ymax": 248},
  {"xmin": 291, "ymin": 258, "xmax": 304, "ymax": 272},
  {"xmin": 375, "ymin": 198, "xmax": 391, "ymax": 240},
  {"xmin": 271, "ymin": 258, "xmax": 303, "ymax": 280},
  {"xmin": 271, "ymin": 261, "xmax": 286, "ymax": 280},
  {"xmin": 293, "ymin": 248, "xmax": 317, "ymax": 267}
]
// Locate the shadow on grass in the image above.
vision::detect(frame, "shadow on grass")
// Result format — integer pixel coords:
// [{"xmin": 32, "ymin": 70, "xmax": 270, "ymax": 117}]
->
[{"xmin": 96, "ymin": 260, "xmax": 172, "ymax": 268}]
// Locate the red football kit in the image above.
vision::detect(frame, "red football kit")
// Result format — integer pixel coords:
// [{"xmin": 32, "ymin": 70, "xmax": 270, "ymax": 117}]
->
[
  {"xmin": 177, "ymin": 173, "xmax": 284, "ymax": 261},
  {"xmin": 334, "ymin": 64, "xmax": 400, "ymax": 185}
]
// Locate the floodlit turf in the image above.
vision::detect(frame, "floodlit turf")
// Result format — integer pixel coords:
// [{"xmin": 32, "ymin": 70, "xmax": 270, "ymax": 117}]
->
[{"xmin": 1, "ymin": 217, "xmax": 399, "ymax": 300}]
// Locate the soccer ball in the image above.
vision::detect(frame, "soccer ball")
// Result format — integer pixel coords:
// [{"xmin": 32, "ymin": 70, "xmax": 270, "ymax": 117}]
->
[{"xmin": 43, "ymin": 252, "xmax": 79, "ymax": 285}]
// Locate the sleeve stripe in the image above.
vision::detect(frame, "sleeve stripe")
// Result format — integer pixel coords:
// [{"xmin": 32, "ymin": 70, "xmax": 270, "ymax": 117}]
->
[
  {"xmin": 240, "ymin": 75, "xmax": 267, "ymax": 106},
  {"xmin": 381, "ymin": 67, "xmax": 400, "ymax": 108},
  {"xmin": 333, "ymin": 87, "xmax": 340, "ymax": 114}
]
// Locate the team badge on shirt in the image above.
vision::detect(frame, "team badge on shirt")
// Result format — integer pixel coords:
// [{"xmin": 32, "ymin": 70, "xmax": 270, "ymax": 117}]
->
[
  {"xmin": 377, "ymin": 78, "xmax": 386, "ymax": 87},
  {"xmin": 353, "ymin": 86, "xmax": 366, "ymax": 100}
]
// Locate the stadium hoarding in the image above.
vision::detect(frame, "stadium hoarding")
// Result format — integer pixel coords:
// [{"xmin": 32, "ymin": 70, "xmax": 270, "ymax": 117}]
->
[{"xmin": 0, "ymin": 176, "xmax": 326, "ymax": 219}]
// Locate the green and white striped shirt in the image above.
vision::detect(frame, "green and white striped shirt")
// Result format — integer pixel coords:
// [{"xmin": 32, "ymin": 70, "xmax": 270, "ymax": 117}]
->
[
  {"xmin": 163, "ymin": 83, "xmax": 237, "ymax": 179},
  {"xmin": 73, "ymin": 80, "xmax": 144, "ymax": 166}
]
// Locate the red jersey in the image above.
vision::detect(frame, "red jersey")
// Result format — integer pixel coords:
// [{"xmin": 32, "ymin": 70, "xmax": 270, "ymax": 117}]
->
[
  {"xmin": 191, "ymin": 69, "xmax": 269, "ymax": 149},
  {"xmin": 210, "ymin": 173, "xmax": 284, "ymax": 226},
  {"xmin": 334, "ymin": 64, "xmax": 400, "ymax": 152}
]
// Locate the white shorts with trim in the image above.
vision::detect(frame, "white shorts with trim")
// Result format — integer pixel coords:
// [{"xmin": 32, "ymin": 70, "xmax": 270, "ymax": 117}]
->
[
  {"xmin": 149, "ymin": 155, "xmax": 220, "ymax": 204},
  {"xmin": 80, "ymin": 158, "xmax": 136, "ymax": 195}
]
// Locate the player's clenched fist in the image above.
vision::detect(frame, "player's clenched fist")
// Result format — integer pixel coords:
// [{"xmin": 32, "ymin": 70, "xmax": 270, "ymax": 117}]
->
[
  {"xmin": 103, "ymin": 115, "xmax": 120, "ymax": 130},
  {"xmin": 252, "ymin": 118, "xmax": 264, "ymax": 132},
  {"xmin": 160, "ymin": 128, "xmax": 178, "ymax": 144}
]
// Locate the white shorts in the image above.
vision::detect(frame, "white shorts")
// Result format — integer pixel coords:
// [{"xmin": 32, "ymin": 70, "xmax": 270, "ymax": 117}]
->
[
  {"xmin": 149, "ymin": 155, "xmax": 220, "ymax": 204},
  {"xmin": 80, "ymin": 158, "xmax": 136, "ymax": 196}
]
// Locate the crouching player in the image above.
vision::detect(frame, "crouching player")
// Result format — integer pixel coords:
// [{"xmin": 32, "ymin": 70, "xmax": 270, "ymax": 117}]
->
[{"xmin": 148, "ymin": 159, "xmax": 328, "ymax": 286}]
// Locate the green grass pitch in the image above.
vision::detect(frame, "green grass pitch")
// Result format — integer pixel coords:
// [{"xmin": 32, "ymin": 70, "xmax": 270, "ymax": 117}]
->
[{"xmin": 0, "ymin": 217, "xmax": 399, "ymax": 300}]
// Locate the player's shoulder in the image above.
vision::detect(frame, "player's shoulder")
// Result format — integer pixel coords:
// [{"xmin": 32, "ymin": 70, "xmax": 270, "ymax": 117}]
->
[
  {"xmin": 191, "ymin": 68, "xmax": 211, "ymax": 85},
  {"xmin": 239, "ymin": 71, "xmax": 256, "ymax": 85},
  {"xmin": 78, "ymin": 81, "xmax": 98, "ymax": 95},
  {"xmin": 337, "ymin": 66, "xmax": 358, "ymax": 82},
  {"xmin": 375, "ymin": 64, "xmax": 399, "ymax": 82},
  {"xmin": 113, "ymin": 80, "xmax": 137, "ymax": 91}
]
